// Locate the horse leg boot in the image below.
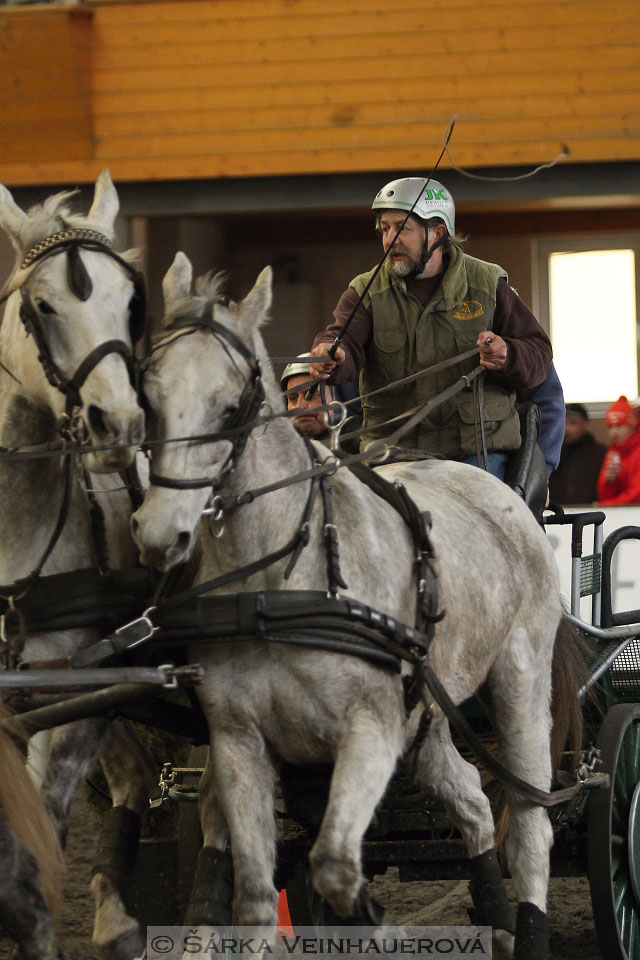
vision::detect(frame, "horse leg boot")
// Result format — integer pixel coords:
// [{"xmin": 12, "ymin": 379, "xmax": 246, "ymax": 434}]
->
[
  {"xmin": 310, "ymin": 710, "xmax": 403, "ymax": 922},
  {"xmin": 183, "ymin": 759, "xmax": 233, "ymax": 926},
  {"xmin": 89, "ymin": 719, "xmax": 158, "ymax": 960},
  {"xmin": 204, "ymin": 732, "xmax": 279, "ymax": 936},
  {"xmin": 409, "ymin": 718, "xmax": 515, "ymax": 960}
]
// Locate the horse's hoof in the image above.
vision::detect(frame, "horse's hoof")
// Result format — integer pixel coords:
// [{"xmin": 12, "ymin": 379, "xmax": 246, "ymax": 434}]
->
[
  {"xmin": 493, "ymin": 928, "xmax": 515, "ymax": 960},
  {"xmin": 93, "ymin": 927, "xmax": 146, "ymax": 960}
]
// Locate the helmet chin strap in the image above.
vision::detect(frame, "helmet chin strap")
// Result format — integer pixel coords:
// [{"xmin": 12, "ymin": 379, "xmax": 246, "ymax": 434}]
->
[{"xmin": 408, "ymin": 234, "xmax": 447, "ymax": 279}]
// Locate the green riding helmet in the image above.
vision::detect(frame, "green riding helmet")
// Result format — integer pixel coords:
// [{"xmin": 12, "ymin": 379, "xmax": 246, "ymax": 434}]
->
[
  {"xmin": 280, "ymin": 354, "xmax": 311, "ymax": 391},
  {"xmin": 372, "ymin": 177, "xmax": 455, "ymax": 235}
]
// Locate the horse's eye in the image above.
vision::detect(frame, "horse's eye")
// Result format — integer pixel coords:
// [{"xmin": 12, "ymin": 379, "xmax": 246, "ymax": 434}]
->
[
  {"xmin": 35, "ymin": 299, "xmax": 56, "ymax": 316},
  {"xmin": 216, "ymin": 296, "xmax": 230, "ymax": 308}
]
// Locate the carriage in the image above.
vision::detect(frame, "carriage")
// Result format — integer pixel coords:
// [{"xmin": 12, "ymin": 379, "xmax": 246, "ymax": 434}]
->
[{"xmin": 1, "ymin": 172, "xmax": 640, "ymax": 960}]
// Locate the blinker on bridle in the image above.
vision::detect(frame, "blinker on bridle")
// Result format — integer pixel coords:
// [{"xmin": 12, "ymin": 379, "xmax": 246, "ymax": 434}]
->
[
  {"xmin": 147, "ymin": 302, "xmax": 265, "ymax": 496},
  {"xmin": 17, "ymin": 228, "xmax": 147, "ymax": 423}
]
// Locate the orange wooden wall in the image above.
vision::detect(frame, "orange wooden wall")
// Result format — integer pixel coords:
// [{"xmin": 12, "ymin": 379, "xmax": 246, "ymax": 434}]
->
[{"xmin": 1, "ymin": 0, "xmax": 639, "ymax": 187}]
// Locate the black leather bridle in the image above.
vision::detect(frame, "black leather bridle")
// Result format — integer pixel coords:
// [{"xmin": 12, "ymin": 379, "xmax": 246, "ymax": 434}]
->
[
  {"xmin": 16, "ymin": 228, "xmax": 146, "ymax": 422},
  {"xmin": 146, "ymin": 301, "xmax": 265, "ymax": 495}
]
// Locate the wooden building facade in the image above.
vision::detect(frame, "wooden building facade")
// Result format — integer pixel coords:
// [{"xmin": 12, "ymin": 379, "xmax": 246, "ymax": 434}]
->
[
  {"xmin": 1, "ymin": 0, "xmax": 639, "ymax": 412},
  {"xmin": 1, "ymin": 0, "xmax": 639, "ymax": 187}
]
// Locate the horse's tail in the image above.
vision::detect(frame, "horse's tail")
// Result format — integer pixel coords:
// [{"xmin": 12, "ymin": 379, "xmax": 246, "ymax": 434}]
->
[
  {"xmin": 0, "ymin": 704, "xmax": 64, "ymax": 918},
  {"xmin": 549, "ymin": 612, "xmax": 591, "ymax": 772}
]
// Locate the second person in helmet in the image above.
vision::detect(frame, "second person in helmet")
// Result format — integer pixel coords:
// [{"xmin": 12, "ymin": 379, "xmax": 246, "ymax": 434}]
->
[{"xmin": 308, "ymin": 177, "xmax": 552, "ymax": 479}]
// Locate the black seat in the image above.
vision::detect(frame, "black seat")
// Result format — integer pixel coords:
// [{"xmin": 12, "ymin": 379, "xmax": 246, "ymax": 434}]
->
[{"xmin": 504, "ymin": 401, "xmax": 548, "ymax": 520}]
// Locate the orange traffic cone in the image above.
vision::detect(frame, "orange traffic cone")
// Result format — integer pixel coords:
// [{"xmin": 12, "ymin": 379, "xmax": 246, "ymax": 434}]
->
[{"xmin": 277, "ymin": 889, "xmax": 293, "ymax": 935}]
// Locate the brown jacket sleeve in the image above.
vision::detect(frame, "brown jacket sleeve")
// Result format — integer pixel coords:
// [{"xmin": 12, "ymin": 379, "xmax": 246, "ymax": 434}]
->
[
  {"xmin": 490, "ymin": 280, "xmax": 552, "ymax": 389},
  {"xmin": 311, "ymin": 287, "xmax": 372, "ymax": 385}
]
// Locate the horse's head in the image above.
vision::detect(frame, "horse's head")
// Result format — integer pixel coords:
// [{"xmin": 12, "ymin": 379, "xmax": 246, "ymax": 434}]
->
[
  {"xmin": 131, "ymin": 252, "xmax": 272, "ymax": 571},
  {"xmin": 0, "ymin": 170, "xmax": 146, "ymax": 471}
]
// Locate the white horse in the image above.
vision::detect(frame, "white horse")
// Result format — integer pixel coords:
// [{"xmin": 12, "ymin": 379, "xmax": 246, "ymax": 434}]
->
[
  {"xmin": 131, "ymin": 253, "xmax": 581, "ymax": 960},
  {"xmin": 0, "ymin": 171, "xmax": 157, "ymax": 960}
]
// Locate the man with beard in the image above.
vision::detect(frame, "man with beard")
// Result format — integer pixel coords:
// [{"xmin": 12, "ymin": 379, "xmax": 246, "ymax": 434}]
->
[{"xmin": 308, "ymin": 178, "xmax": 552, "ymax": 478}]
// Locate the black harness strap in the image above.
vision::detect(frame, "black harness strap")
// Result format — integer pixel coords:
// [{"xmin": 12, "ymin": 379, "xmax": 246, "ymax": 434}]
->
[
  {"xmin": 320, "ymin": 473, "xmax": 348, "ymax": 597},
  {"xmin": 0, "ymin": 452, "xmax": 75, "ymax": 602},
  {"xmin": 152, "ymin": 590, "xmax": 429, "ymax": 671},
  {"xmin": 155, "ymin": 469, "xmax": 321, "ymax": 614},
  {"xmin": 416, "ymin": 658, "xmax": 583, "ymax": 808}
]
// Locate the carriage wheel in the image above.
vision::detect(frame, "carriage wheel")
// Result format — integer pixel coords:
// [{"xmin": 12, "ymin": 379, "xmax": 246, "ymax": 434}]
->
[{"xmin": 588, "ymin": 703, "xmax": 640, "ymax": 960}]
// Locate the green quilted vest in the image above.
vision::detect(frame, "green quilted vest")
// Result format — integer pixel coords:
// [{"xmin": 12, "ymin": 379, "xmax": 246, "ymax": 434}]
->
[{"xmin": 351, "ymin": 246, "xmax": 522, "ymax": 459}]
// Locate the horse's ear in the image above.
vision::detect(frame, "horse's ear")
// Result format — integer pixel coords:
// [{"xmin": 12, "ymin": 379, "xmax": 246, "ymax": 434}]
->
[
  {"xmin": 0, "ymin": 184, "xmax": 30, "ymax": 252},
  {"xmin": 162, "ymin": 251, "xmax": 193, "ymax": 320},
  {"xmin": 239, "ymin": 266, "xmax": 272, "ymax": 329},
  {"xmin": 87, "ymin": 169, "xmax": 119, "ymax": 235}
]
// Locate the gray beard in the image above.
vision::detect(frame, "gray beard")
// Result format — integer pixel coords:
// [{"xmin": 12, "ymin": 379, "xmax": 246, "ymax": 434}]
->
[{"xmin": 388, "ymin": 255, "xmax": 422, "ymax": 278}]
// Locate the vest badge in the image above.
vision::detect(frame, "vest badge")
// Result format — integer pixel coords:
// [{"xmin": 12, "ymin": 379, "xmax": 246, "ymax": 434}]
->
[{"xmin": 453, "ymin": 300, "xmax": 484, "ymax": 320}]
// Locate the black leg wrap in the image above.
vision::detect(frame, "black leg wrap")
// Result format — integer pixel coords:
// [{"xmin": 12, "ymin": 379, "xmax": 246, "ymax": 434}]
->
[
  {"xmin": 467, "ymin": 848, "xmax": 516, "ymax": 934},
  {"xmin": 513, "ymin": 902, "xmax": 549, "ymax": 960},
  {"xmin": 339, "ymin": 883, "xmax": 385, "ymax": 926},
  {"xmin": 184, "ymin": 846, "xmax": 234, "ymax": 926},
  {"xmin": 91, "ymin": 806, "xmax": 141, "ymax": 910}
]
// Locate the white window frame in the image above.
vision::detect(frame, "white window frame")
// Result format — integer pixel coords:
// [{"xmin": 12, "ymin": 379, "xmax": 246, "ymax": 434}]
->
[{"xmin": 531, "ymin": 234, "xmax": 640, "ymax": 417}]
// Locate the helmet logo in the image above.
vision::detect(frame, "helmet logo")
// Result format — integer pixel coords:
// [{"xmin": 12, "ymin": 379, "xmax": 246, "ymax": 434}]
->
[
  {"xmin": 453, "ymin": 300, "xmax": 484, "ymax": 320},
  {"xmin": 424, "ymin": 188, "xmax": 447, "ymax": 200}
]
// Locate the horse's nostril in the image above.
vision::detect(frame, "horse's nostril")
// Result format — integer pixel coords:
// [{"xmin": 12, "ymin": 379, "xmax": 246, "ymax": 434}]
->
[
  {"xmin": 130, "ymin": 516, "xmax": 140, "ymax": 537},
  {"xmin": 87, "ymin": 404, "xmax": 107, "ymax": 437},
  {"xmin": 175, "ymin": 531, "xmax": 191, "ymax": 553}
]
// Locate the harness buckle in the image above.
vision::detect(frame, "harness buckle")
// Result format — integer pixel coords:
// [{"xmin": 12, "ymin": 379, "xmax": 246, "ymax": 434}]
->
[{"xmin": 114, "ymin": 608, "xmax": 158, "ymax": 648}]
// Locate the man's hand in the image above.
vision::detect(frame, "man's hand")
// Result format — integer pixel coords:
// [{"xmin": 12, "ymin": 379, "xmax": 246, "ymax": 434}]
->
[
  {"xmin": 309, "ymin": 344, "xmax": 346, "ymax": 378},
  {"xmin": 477, "ymin": 332, "xmax": 507, "ymax": 371}
]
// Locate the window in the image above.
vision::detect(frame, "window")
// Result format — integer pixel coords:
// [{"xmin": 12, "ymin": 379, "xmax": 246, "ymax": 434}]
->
[{"xmin": 532, "ymin": 236, "xmax": 640, "ymax": 411}]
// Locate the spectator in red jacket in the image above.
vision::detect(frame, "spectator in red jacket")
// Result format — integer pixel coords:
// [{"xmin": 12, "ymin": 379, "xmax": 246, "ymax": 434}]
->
[{"xmin": 597, "ymin": 395, "xmax": 640, "ymax": 506}]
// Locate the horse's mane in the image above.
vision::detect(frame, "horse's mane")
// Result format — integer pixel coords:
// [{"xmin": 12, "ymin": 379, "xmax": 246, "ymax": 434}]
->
[
  {"xmin": 157, "ymin": 270, "xmax": 228, "ymax": 331},
  {"xmin": 23, "ymin": 189, "xmax": 101, "ymax": 250}
]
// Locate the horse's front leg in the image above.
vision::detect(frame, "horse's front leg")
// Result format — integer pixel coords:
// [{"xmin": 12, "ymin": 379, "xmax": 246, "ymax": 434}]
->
[
  {"xmin": 42, "ymin": 716, "xmax": 109, "ymax": 847},
  {"xmin": 203, "ymin": 730, "xmax": 278, "ymax": 936},
  {"xmin": 310, "ymin": 707, "xmax": 403, "ymax": 921},
  {"xmin": 183, "ymin": 753, "xmax": 232, "ymax": 926},
  {"xmin": 89, "ymin": 718, "xmax": 158, "ymax": 960}
]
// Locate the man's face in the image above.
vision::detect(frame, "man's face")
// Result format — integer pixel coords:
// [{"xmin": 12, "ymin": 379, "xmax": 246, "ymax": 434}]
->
[
  {"xmin": 378, "ymin": 211, "xmax": 447, "ymax": 279},
  {"xmin": 564, "ymin": 413, "xmax": 588, "ymax": 444},
  {"xmin": 285, "ymin": 374, "xmax": 333, "ymax": 438},
  {"xmin": 379, "ymin": 211, "xmax": 427, "ymax": 278}
]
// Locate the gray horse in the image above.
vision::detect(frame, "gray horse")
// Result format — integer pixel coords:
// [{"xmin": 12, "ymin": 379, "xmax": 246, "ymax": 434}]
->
[
  {"xmin": 132, "ymin": 253, "xmax": 581, "ymax": 960},
  {"xmin": 0, "ymin": 172, "xmax": 156, "ymax": 960}
]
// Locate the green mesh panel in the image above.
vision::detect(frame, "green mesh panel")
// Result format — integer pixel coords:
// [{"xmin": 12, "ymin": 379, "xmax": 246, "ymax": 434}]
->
[
  {"xmin": 579, "ymin": 554, "xmax": 601, "ymax": 598},
  {"xmin": 605, "ymin": 635, "xmax": 640, "ymax": 703}
]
